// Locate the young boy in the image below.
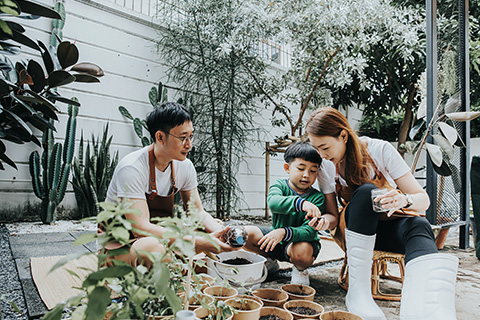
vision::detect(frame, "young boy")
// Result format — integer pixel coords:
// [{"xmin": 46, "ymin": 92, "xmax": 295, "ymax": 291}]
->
[{"xmin": 244, "ymin": 141, "xmax": 334, "ymax": 285}]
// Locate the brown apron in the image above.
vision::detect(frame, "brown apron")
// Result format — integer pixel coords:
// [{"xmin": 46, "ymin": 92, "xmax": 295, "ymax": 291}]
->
[
  {"xmin": 331, "ymin": 168, "xmax": 422, "ymax": 252},
  {"xmin": 146, "ymin": 144, "xmax": 177, "ymax": 219}
]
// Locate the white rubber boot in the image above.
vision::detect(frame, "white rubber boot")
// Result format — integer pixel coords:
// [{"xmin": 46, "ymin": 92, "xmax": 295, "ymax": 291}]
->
[
  {"xmin": 345, "ymin": 229, "xmax": 386, "ymax": 320},
  {"xmin": 400, "ymin": 253, "xmax": 459, "ymax": 320}
]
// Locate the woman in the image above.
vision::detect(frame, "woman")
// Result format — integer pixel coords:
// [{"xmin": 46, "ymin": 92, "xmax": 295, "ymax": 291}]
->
[{"xmin": 305, "ymin": 107, "xmax": 458, "ymax": 320}]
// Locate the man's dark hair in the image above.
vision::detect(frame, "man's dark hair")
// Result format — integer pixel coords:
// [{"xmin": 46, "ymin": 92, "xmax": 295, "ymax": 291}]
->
[
  {"xmin": 284, "ymin": 141, "xmax": 322, "ymax": 165},
  {"xmin": 146, "ymin": 102, "xmax": 192, "ymax": 140}
]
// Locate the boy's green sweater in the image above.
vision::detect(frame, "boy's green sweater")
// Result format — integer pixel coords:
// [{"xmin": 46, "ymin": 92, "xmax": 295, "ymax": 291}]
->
[{"xmin": 267, "ymin": 178, "xmax": 326, "ymax": 243}]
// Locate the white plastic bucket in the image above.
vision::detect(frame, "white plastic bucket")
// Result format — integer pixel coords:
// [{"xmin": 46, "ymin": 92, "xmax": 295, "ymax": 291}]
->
[{"xmin": 206, "ymin": 250, "xmax": 267, "ymax": 289}]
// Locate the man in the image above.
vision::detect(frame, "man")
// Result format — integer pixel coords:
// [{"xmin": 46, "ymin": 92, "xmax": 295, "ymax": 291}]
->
[{"xmin": 105, "ymin": 102, "xmax": 234, "ymax": 267}]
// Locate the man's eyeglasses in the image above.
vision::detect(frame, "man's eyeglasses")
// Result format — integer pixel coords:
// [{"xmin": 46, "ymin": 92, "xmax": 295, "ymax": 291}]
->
[{"xmin": 166, "ymin": 132, "xmax": 194, "ymax": 145}]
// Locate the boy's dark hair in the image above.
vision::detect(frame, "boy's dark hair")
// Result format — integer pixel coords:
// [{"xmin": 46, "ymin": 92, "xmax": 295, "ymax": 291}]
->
[
  {"xmin": 146, "ymin": 102, "xmax": 192, "ymax": 140},
  {"xmin": 284, "ymin": 141, "xmax": 322, "ymax": 165}
]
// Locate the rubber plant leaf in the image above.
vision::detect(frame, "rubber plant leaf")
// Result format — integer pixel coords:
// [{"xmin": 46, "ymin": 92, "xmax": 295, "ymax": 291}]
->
[
  {"xmin": 16, "ymin": 0, "xmax": 62, "ymax": 19},
  {"xmin": 26, "ymin": 89, "xmax": 59, "ymax": 112},
  {"xmin": 57, "ymin": 41, "xmax": 79, "ymax": 69},
  {"xmin": 72, "ymin": 73, "xmax": 100, "ymax": 83},
  {"xmin": 9, "ymin": 26, "xmax": 40, "ymax": 51},
  {"xmin": 0, "ymin": 141, "xmax": 17, "ymax": 169},
  {"xmin": 446, "ymin": 111, "xmax": 480, "ymax": 121},
  {"xmin": 432, "ymin": 134, "xmax": 454, "ymax": 160},
  {"xmin": 431, "ymin": 158, "xmax": 453, "ymax": 176},
  {"xmin": 71, "ymin": 62, "xmax": 104, "ymax": 77},
  {"xmin": 38, "ymin": 40, "xmax": 54, "ymax": 74},
  {"xmin": 444, "ymin": 92, "xmax": 461, "ymax": 114},
  {"xmin": 0, "ymin": 78, "xmax": 10, "ymax": 96},
  {"xmin": 46, "ymin": 92, "xmax": 81, "ymax": 106},
  {"xmin": 27, "ymin": 59, "xmax": 46, "ymax": 93},
  {"xmin": 409, "ymin": 118, "xmax": 425, "ymax": 140},
  {"xmin": 437, "ymin": 122, "xmax": 458, "ymax": 145},
  {"xmin": 425, "ymin": 143, "xmax": 443, "ymax": 167},
  {"xmin": 48, "ymin": 70, "xmax": 75, "ymax": 88}
]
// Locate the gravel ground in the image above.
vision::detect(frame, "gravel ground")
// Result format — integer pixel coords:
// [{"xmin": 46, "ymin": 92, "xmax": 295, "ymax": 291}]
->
[{"xmin": 0, "ymin": 224, "xmax": 27, "ymax": 320}]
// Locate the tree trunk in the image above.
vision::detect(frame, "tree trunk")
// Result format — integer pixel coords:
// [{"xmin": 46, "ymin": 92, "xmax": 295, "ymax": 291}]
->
[{"xmin": 397, "ymin": 87, "xmax": 417, "ymax": 156}]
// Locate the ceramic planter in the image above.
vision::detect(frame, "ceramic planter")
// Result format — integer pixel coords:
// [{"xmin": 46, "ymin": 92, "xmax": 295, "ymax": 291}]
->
[
  {"xmin": 281, "ymin": 284, "xmax": 316, "ymax": 301},
  {"xmin": 225, "ymin": 297, "xmax": 262, "ymax": 320},
  {"xmin": 283, "ymin": 300, "xmax": 324, "ymax": 320},
  {"xmin": 253, "ymin": 288, "xmax": 289, "ymax": 308},
  {"xmin": 203, "ymin": 285, "xmax": 238, "ymax": 301},
  {"xmin": 259, "ymin": 306, "xmax": 294, "ymax": 320},
  {"xmin": 320, "ymin": 310, "xmax": 363, "ymax": 320},
  {"xmin": 194, "ymin": 306, "xmax": 233, "ymax": 320}
]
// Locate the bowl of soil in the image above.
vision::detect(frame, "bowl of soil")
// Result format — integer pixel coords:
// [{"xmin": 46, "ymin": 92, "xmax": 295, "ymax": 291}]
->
[
  {"xmin": 281, "ymin": 284, "xmax": 316, "ymax": 301},
  {"xmin": 204, "ymin": 286, "xmax": 238, "ymax": 301},
  {"xmin": 225, "ymin": 297, "xmax": 262, "ymax": 320},
  {"xmin": 207, "ymin": 250, "xmax": 266, "ymax": 285},
  {"xmin": 320, "ymin": 310, "xmax": 363, "ymax": 320},
  {"xmin": 253, "ymin": 288, "xmax": 289, "ymax": 308},
  {"xmin": 259, "ymin": 306, "xmax": 294, "ymax": 320},
  {"xmin": 283, "ymin": 300, "xmax": 324, "ymax": 319}
]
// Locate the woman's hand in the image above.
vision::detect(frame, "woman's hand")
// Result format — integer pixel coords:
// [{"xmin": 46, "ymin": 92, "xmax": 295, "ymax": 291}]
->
[
  {"xmin": 374, "ymin": 190, "xmax": 408, "ymax": 217},
  {"xmin": 258, "ymin": 228, "xmax": 285, "ymax": 252}
]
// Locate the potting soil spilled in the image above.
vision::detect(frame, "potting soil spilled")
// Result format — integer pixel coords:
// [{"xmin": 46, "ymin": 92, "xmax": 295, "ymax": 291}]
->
[
  {"xmin": 288, "ymin": 306, "xmax": 319, "ymax": 315},
  {"xmin": 222, "ymin": 257, "xmax": 252, "ymax": 265}
]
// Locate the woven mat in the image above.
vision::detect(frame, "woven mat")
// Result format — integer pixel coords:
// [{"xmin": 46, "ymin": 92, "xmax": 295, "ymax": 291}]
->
[{"xmin": 30, "ymin": 254, "xmax": 98, "ymax": 310}]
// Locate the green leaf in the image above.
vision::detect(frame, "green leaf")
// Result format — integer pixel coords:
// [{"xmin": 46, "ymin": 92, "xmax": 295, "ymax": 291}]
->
[
  {"xmin": 111, "ymin": 227, "xmax": 130, "ymax": 243},
  {"xmin": 432, "ymin": 134, "xmax": 454, "ymax": 160},
  {"xmin": 57, "ymin": 41, "xmax": 79, "ymax": 69},
  {"xmin": 133, "ymin": 118, "xmax": 144, "ymax": 139},
  {"xmin": 48, "ymin": 70, "xmax": 75, "ymax": 88},
  {"xmin": 425, "ymin": 143, "xmax": 443, "ymax": 167},
  {"xmin": 72, "ymin": 73, "xmax": 101, "ymax": 83},
  {"xmin": 17, "ymin": 0, "xmax": 62, "ymax": 19},
  {"xmin": 41, "ymin": 302, "xmax": 66, "ymax": 320},
  {"xmin": 431, "ymin": 159, "xmax": 453, "ymax": 176},
  {"xmin": 118, "ymin": 106, "xmax": 133, "ymax": 120},
  {"xmin": 27, "ymin": 59, "xmax": 46, "ymax": 93},
  {"xmin": 149, "ymin": 87, "xmax": 158, "ymax": 106},
  {"xmin": 73, "ymin": 232, "xmax": 97, "ymax": 246},
  {"xmin": 446, "ymin": 111, "xmax": 480, "ymax": 121},
  {"xmin": 49, "ymin": 252, "xmax": 91, "ymax": 273},
  {"xmin": 437, "ymin": 122, "xmax": 458, "ymax": 145},
  {"xmin": 444, "ymin": 92, "xmax": 461, "ymax": 114},
  {"xmin": 85, "ymin": 286, "xmax": 110, "ymax": 320},
  {"xmin": 83, "ymin": 265, "xmax": 133, "ymax": 287},
  {"xmin": 0, "ymin": 20, "xmax": 13, "ymax": 36},
  {"xmin": 71, "ymin": 62, "xmax": 104, "ymax": 77}
]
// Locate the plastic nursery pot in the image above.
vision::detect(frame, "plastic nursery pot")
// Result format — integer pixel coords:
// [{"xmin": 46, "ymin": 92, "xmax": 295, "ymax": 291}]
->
[
  {"xmin": 236, "ymin": 294, "xmax": 264, "ymax": 308},
  {"xmin": 283, "ymin": 300, "xmax": 324, "ymax": 320},
  {"xmin": 281, "ymin": 284, "xmax": 316, "ymax": 301},
  {"xmin": 194, "ymin": 306, "xmax": 233, "ymax": 320},
  {"xmin": 203, "ymin": 285, "xmax": 238, "ymax": 301},
  {"xmin": 259, "ymin": 306, "xmax": 294, "ymax": 320},
  {"xmin": 253, "ymin": 288, "xmax": 289, "ymax": 308},
  {"xmin": 320, "ymin": 310, "xmax": 363, "ymax": 320},
  {"xmin": 225, "ymin": 297, "xmax": 262, "ymax": 320},
  {"xmin": 181, "ymin": 292, "xmax": 214, "ymax": 311}
]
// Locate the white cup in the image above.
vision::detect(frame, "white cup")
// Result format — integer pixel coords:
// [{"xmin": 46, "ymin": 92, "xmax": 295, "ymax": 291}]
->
[{"xmin": 371, "ymin": 188, "xmax": 389, "ymax": 212}]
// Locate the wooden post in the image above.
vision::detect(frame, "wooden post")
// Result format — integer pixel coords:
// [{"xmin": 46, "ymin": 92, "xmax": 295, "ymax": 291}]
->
[{"xmin": 265, "ymin": 142, "xmax": 270, "ymax": 219}]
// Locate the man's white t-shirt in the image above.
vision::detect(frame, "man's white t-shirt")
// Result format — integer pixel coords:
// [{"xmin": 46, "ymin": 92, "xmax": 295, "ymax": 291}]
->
[
  {"xmin": 106, "ymin": 146, "xmax": 198, "ymax": 203},
  {"xmin": 316, "ymin": 137, "xmax": 411, "ymax": 194}
]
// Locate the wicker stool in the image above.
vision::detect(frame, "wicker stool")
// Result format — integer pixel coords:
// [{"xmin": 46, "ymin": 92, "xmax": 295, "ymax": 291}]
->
[{"xmin": 337, "ymin": 250, "xmax": 405, "ymax": 301}]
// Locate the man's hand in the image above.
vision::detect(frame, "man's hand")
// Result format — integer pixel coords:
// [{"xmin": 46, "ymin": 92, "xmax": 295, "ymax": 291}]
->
[
  {"xmin": 258, "ymin": 228, "xmax": 285, "ymax": 252},
  {"xmin": 303, "ymin": 201, "xmax": 322, "ymax": 220},
  {"xmin": 308, "ymin": 216, "xmax": 329, "ymax": 231}
]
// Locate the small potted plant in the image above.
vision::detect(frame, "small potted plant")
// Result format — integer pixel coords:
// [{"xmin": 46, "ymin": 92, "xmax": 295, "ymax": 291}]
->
[
  {"xmin": 194, "ymin": 299, "xmax": 235, "ymax": 320},
  {"xmin": 252, "ymin": 288, "xmax": 288, "ymax": 308},
  {"xmin": 225, "ymin": 297, "xmax": 262, "ymax": 320},
  {"xmin": 281, "ymin": 284, "xmax": 316, "ymax": 301},
  {"xmin": 283, "ymin": 300, "xmax": 324, "ymax": 319},
  {"xmin": 259, "ymin": 306, "xmax": 293, "ymax": 320}
]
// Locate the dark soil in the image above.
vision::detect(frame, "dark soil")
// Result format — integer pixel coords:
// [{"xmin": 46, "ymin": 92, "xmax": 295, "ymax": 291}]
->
[
  {"xmin": 259, "ymin": 315, "xmax": 284, "ymax": 320},
  {"xmin": 285, "ymin": 289, "xmax": 309, "ymax": 296},
  {"xmin": 222, "ymin": 257, "xmax": 252, "ymax": 265},
  {"xmin": 287, "ymin": 306, "xmax": 319, "ymax": 316}
]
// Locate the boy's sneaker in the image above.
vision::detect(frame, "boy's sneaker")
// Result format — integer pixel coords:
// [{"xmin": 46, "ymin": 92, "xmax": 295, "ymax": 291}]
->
[
  {"xmin": 265, "ymin": 257, "xmax": 280, "ymax": 274},
  {"xmin": 291, "ymin": 266, "xmax": 310, "ymax": 285}
]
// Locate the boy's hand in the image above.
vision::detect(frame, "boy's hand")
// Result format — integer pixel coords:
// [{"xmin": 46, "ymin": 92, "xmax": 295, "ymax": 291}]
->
[
  {"xmin": 303, "ymin": 201, "xmax": 322, "ymax": 219},
  {"xmin": 308, "ymin": 216, "xmax": 329, "ymax": 232},
  {"xmin": 258, "ymin": 228, "xmax": 285, "ymax": 252}
]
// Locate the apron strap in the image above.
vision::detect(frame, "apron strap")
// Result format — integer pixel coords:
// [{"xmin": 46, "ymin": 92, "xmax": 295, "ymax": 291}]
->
[{"xmin": 147, "ymin": 144, "xmax": 176, "ymax": 200}]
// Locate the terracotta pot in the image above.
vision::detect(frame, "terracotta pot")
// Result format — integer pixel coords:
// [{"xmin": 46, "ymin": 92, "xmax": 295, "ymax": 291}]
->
[
  {"xmin": 259, "ymin": 306, "xmax": 294, "ymax": 320},
  {"xmin": 281, "ymin": 284, "xmax": 316, "ymax": 301},
  {"xmin": 236, "ymin": 294, "xmax": 264, "ymax": 308},
  {"xmin": 225, "ymin": 297, "xmax": 262, "ymax": 320},
  {"xmin": 320, "ymin": 310, "xmax": 363, "ymax": 320},
  {"xmin": 194, "ymin": 306, "xmax": 233, "ymax": 320},
  {"xmin": 283, "ymin": 300, "xmax": 324, "ymax": 320},
  {"xmin": 203, "ymin": 286, "xmax": 238, "ymax": 301},
  {"xmin": 253, "ymin": 288, "xmax": 289, "ymax": 308}
]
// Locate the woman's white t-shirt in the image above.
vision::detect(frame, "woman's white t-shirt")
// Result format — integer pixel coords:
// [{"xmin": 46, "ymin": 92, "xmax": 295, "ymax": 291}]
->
[
  {"xmin": 316, "ymin": 137, "xmax": 411, "ymax": 194},
  {"xmin": 106, "ymin": 146, "xmax": 198, "ymax": 203}
]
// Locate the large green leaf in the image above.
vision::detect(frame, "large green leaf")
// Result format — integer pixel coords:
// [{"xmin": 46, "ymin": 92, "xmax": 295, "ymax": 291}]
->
[
  {"xmin": 432, "ymin": 134, "xmax": 454, "ymax": 160},
  {"xmin": 437, "ymin": 122, "xmax": 458, "ymax": 145},
  {"xmin": 431, "ymin": 159, "xmax": 453, "ymax": 176},
  {"xmin": 133, "ymin": 118, "xmax": 144, "ymax": 138},
  {"xmin": 8, "ymin": 24, "xmax": 39, "ymax": 51},
  {"xmin": 72, "ymin": 73, "xmax": 100, "ymax": 83},
  {"xmin": 38, "ymin": 40, "xmax": 54, "ymax": 74},
  {"xmin": 71, "ymin": 62, "xmax": 104, "ymax": 76},
  {"xmin": 17, "ymin": 0, "xmax": 62, "ymax": 19},
  {"xmin": 425, "ymin": 143, "xmax": 443, "ymax": 167},
  {"xmin": 0, "ymin": 78, "xmax": 10, "ymax": 95},
  {"xmin": 409, "ymin": 118, "xmax": 425, "ymax": 140},
  {"xmin": 85, "ymin": 286, "xmax": 110, "ymax": 320},
  {"xmin": 27, "ymin": 59, "xmax": 46, "ymax": 93},
  {"xmin": 48, "ymin": 70, "xmax": 75, "ymax": 88},
  {"xmin": 149, "ymin": 87, "xmax": 158, "ymax": 106},
  {"xmin": 118, "ymin": 106, "xmax": 133, "ymax": 120},
  {"xmin": 46, "ymin": 91, "xmax": 81, "ymax": 106},
  {"xmin": 25, "ymin": 89, "xmax": 59, "ymax": 112},
  {"xmin": 446, "ymin": 111, "xmax": 480, "ymax": 121},
  {"xmin": 57, "ymin": 41, "xmax": 79, "ymax": 69}
]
